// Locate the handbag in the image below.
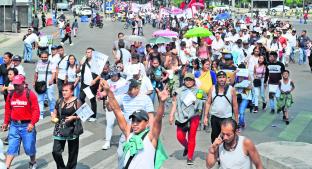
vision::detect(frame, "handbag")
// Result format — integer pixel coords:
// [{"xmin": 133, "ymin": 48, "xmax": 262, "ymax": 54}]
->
[
  {"xmin": 58, "ymin": 99, "xmax": 84, "ymax": 137},
  {"xmin": 253, "ymin": 66, "xmax": 265, "ymax": 87},
  {"xmin": 175, "ymin": 120, "xmax": 190, "ymax": 132},
  {"xmin": 35, "ymin": 61, "xmax": 50, "ymax": 94}
]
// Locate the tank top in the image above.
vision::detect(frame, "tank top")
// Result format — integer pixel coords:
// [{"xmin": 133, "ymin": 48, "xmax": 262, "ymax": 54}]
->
[
  {"xmin": 210, "ymin": 85, "xmax": 233, "ymax": 118},
  {"xmin": 280, "ymin": 79, "xmax": 292, "ymax": 92},
  {"xmin": 124, "ymin": 133, "xmax": 155, "ymax": 169},
  {"xmin": 219, "ymin": 136, "xmax": 252, "ymax": 169},
  {"xmin": 255, "ymin": 65, "xmax": 265, "ymax": 79}
]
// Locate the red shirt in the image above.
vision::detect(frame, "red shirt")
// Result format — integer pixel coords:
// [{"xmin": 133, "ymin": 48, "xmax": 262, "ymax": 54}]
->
[
  {"xmin": 65, "ymin": 26, "xmax": 71, "ymax": 34},
  {"xmin": 4, "ymin": 89, "xmax": 40, "ymax": 126}
]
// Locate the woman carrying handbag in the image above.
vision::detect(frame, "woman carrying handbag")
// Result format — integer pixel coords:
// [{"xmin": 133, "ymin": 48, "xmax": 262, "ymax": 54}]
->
[{"xmin": 51, "ymin": 84, "xmax": 83, "ymax": 169}]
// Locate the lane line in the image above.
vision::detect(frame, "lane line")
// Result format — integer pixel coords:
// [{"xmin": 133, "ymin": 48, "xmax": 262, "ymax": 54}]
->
[{"xmin": 250, "ymin": 112, "xmax": 276, "ymax": 131}]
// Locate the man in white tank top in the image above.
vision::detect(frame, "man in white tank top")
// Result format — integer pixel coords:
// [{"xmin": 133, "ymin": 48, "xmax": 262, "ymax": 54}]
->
[
  {"xmin": 98, "ymin": 80, "xmax": 169, "ymax": 169},
  {"xmin": 206, "ymin": 119, "xmax": 263, "ymax": 169},
  {"xmin": 204, "ymin": 71, "xmax": 239, "ymax": 144}
]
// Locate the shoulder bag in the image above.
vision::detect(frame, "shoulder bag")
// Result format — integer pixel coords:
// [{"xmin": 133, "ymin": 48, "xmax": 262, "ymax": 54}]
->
[{"xmin": 35, "ymin": 61, "xmax": 50, "ymax": 94}]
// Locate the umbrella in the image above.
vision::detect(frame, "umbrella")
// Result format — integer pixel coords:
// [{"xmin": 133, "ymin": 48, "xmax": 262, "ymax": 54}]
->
[
  {"xmin": 124, "ymin": 35, "xmax": 146, "ymax": 42},
  {"xmin": 184, "ymin": 27, "xmax": 213, "ymax": 38},
  {"xmin": 191, "ymin": 2, "xmax": 205, "ymax": 8},
  {"xmin": 152, "ymin": 29, "xmax": 179, "ymax": 38},
  {"xmin": 215, "ymin": 12, "xmax": 231, "ymax": 21},
  {"xmin": 149, "ymin": 37, "xmax": 172, "ymax": 44}
]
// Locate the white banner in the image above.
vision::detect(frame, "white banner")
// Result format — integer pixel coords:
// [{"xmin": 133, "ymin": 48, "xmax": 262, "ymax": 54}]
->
[
  {"xmin": 91, "ymin": 51, "xmax": 108, "ymax": 75},
  {"xmin": 75, "ymin": 103, "xmax": 95, "ymax": 122}
]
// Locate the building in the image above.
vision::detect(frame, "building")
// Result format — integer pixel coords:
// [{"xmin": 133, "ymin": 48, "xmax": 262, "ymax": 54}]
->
[{"xmin": 0, "ymin": 0, "xmax": 33, "ymax": 32}]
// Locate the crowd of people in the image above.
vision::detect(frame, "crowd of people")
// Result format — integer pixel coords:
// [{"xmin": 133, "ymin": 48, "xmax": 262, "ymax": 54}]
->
[{"xmin": 1, "ymin": 5, "xmax": 310, "ymax": 169}]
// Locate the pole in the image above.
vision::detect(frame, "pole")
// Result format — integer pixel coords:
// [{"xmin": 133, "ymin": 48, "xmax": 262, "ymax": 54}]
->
[
  {"xmin": 282, "ymin": 0, "xmax": 285, "ymax": 17},
  {"xmin": 3, "ymin": 5, "xmax": 5, "ymax": 32},
  {"xmin": 13, "ymin": 0, "xmax": 16, "ymax": 22}
]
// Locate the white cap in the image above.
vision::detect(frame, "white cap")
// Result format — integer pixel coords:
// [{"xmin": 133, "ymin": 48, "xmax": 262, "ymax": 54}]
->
[{"xmin": 240, "ymin": 24, "xmax": 247, "ymax": 30}]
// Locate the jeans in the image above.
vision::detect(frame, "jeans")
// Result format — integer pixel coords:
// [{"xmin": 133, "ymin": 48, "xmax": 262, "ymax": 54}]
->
[
  {"xmin": 253, "ymin": 78, "xmax": 266, "ymax": 107},
  {"xmin": 299, "ymin": 48, "xmax": 306, "ymax": 64},
  {"xmin": 210, "ymin": 115, "xmax": 232, "ymax": 143},
  {"xmin": 268, "ymin": 84, "xmax": 279, "ymax": 110},
  {"xmin": 149, "ymin": 89, "xmax": 156, "ymax": 104},
  {"xmin": 59, "ymin": 28, "xmax": 64, "ymax": 39},
  {"xmin": 117, "ymin": 134, "xmax": 126, "ymax": 169},
  {"xmin": 176, "ymin": 115, "xmax": 200, "ymax": 160},
  {"xmin": 105, "ymin": 110, "xmax": 116, "ymax": 142},
  {"xmin": 7, "ymin": 121, "xmax": 37, "ymax": 156},
  {"xmin": 74, "ymin": 83, "xmax": 80, "ymax": 98},
  {"xmin": 23, "ymin": 43, "xmax": 33, "ymax": 61},
  {"xmin": 38, "ymin": 86, "xmax": 56, "ymax": 116},
  {"xmin": 80, "ymin": 83, "xmax": 98, "ymax": 118},
  {"xmin": 52, "ymin": 138, "xmax": 79, "ymax": 169},
  {"xmin": 290, "ymin": 46, "xmax": 295, "ymax": 62},
  {"xmin": 239, "ymin": 99, "xmax": 249, "ymax": 126}
]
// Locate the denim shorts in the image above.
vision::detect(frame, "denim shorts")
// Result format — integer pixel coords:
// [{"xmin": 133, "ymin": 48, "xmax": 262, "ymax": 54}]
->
[{"xmin": 7, "ymin": 121, "xmax": 37, "ymax": 156}]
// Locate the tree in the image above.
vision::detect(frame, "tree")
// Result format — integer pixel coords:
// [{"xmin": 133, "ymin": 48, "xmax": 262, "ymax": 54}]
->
[{"xmin": 172, "ymin": 0, "xmax": 184, "ymax": 7}]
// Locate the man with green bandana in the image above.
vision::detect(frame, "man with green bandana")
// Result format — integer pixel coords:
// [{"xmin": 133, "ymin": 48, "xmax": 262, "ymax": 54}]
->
[{"xmin": 99, "ymin": 80, "xmax": 168, "ymax": 169}]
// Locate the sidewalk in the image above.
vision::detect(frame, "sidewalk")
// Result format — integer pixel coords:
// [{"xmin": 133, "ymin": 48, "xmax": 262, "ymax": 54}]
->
[{"xmin": 0, "ymin": 29, "xmax": 27, "ymax": 48}]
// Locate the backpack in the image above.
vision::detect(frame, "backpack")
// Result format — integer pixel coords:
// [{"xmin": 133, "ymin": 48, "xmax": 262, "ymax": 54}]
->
[{"xmin": 212, "ymin": 84, "xmax": 233, "ymax": 115}]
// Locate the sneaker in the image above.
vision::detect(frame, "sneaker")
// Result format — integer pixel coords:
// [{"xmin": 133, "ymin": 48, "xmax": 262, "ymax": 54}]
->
[
  {"xmin": 283, "ymin": 115, "xmax": 286, "ymax": 121},
  {"xmin": 187, "ymin": 159, "xmax": 194, "ymax": 165},
  {"xmin": 3, "ymin": 137, "xmax": 8, "ymax": 145},
  {"xmin": 285, "ymin": 120, "xmax": 290, "ymax": 125},
  {"xmin": 270, "ymin": 109, "xmax": 275, "ymax": 114},
  {"xmin": 70, "ymin": 43, "xmax": 74, "ymax": 46},
  {"xmin": 60, "ymin": 42, "xmax": 64, "ymax": 45},
  {"xmin": 40, "ymin": 115, "xmax": 44, "ymax": 120},
  {"xmin": 102, "ymin": 141, "xmax": 111, "ymax": 150},
  {"xmin": 262, "ymin": 102, "xmax": 267, "ymax": 110},
  {"xmin": 253, "ymin": 106, "xmax": 258, "ymax": 113},
  {"xmin": 182, "ymin": 148, "xmax": 188, "ymax": 157},
  {"xmin": 88, "ymin": 118, "xmax": 96, "ymax": 122},
  {"xmin": 28, "ymin": 162, "xmax": 37, "ymax": 169}
]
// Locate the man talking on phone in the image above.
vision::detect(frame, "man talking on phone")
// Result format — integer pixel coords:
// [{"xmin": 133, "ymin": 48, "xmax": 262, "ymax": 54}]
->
[{"xmin": 206, "ymin": 119, "xmax": 263, "ymax": 169}]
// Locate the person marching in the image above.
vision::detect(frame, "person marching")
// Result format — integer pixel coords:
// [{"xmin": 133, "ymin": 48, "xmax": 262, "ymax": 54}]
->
[
  {"xmin": 206, "ymin": 119, "xmax": 263, "ymax": 169},
  {"xmin": 169, "ymin": 73, "xmax": 206, "ymax": 165},
  {"xmin": 98, "ymin": 79, "xmax": 169, "ymax": 169},
  {"xmin": 203, "ymin": 71, "xmax": 239, "ymax": 143},
  {"xmin": 2, "ymin": 75, "xmax": 40, "ymax": 169}
]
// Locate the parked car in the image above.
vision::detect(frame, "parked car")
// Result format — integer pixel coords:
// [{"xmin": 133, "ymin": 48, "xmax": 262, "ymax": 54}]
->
[
  {"xmin": 56, "ymin": 0, "xmax": 69, "ymax": 11},
  {"xmin": 270, "ymin": 5, "xmax": 290, "ymax": 13},
  {"xmin": 77, "ymin": 7, "xmax": 92, "ymax": 17}
]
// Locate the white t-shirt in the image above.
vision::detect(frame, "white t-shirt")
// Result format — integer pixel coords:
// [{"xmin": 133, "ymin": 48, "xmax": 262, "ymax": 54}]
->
[
  {"xmin": 83, "ymin": 63, "xmax": 92, "ymax": 86},
  {"xmin": 35, "ymin": 60, "xmax": 56, "ymax": 88},
  {"xmin": 67, "ymin": 65, "xmax": 79, "ymax": 83},
  {"xmin": 57, "ymin": 55, "xmax": 69, "ymax": 80},
  {"xmin": 116, "ymin": 48, "xmax": 132, "ymax": 69},
  {"xmin": 24, "ymin": 33, "xmax": 39, "ymax": 45},
  {"xmin": 139, "ymin": 76, "xmax": 153, "ymax": 95},
  {"xmin": 14, "ymin": 64, "xmax": 25, "ymax": 76},
  {"xmin": 49, "ymin": 54, "xmax": 61, "ymax": 68}
]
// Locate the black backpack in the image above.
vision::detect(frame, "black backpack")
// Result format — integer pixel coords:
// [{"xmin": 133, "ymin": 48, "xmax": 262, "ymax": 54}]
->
[{"xmin": 212, "ymin": 84, "xmax": 233, "ymax": 114}]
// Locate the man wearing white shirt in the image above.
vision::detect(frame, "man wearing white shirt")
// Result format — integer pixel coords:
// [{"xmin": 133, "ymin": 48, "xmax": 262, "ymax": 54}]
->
[
  {"xmin": 56, "ymin": 45, "xmax": 68, "ymax": 97},
  {"xmin": 79, "ymin": 47, "xmax": 101, "ymax": 122},
  {"xmin": 211, "ymin": 32, "xmax": 224, "ymax": 60},
  {"xmin": 285, "ymin": 30, "xmax": 297, "ymax": 62},
  {"xmin": 12, "ymin": 56, "xmax": 26, "ymax": 76},
  {"xmin": 114, "ymin": 40, "xmax": 132, "ymax": 69},
  {"xmin": 23, "ymin": 29, "xmax": 38, "ymax": 63}
]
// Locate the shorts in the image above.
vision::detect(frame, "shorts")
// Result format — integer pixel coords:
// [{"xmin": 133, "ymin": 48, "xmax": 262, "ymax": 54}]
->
[{"xmin": 7, "ymin": 121, "xmax": 37, "ymax": 156}]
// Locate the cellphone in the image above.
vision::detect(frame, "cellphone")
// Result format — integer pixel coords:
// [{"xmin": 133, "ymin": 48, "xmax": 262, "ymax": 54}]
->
[{"xmin": 220, "ymin": 134, "xmax": 224, "ymax": 140}]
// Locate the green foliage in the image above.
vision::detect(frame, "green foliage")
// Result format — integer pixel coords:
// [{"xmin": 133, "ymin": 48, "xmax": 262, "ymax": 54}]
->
[{"xmin": 172, "ymin": 0, "xmax": 184, "ymax": 6}]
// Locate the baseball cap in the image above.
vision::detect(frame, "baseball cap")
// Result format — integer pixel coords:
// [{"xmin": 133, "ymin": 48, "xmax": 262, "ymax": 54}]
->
[
  {"xmin": 12, "ymin": 74, "xmax": 26, "ymax": 85},
  {"xmin": 12, "ymin": 55, "xmax": 22, "ymax": 61},
  {"xmin": 131, "ymin": 53, "xmax": 140, "ymax": 59},
  {"xmin": 217, "ymin": 71, "xmax": 227, "ymax": 77},
  {"xmin": 184, "ymin": 73, "xmax": 195, "ymax": 80},
  {"xmin": 129, "ymin": 110, "xmax": 149, "ymax": 121},
  {"xmin": 224, "ymin": 54, "xmax": 233, "ymax": 60},
  {"xmin": 128, "ymin": 79, "xmax": 141, "ymax": 90},
  {"xmin": 51, "ymin": 45, "xmax": 58, "ymax": 50}
]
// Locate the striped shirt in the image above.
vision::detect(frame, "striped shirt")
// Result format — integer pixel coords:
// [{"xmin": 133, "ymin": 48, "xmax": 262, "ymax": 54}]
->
[{"xmin": 121, "ymin": 94, "xmax": 154, "ymax": 123}]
